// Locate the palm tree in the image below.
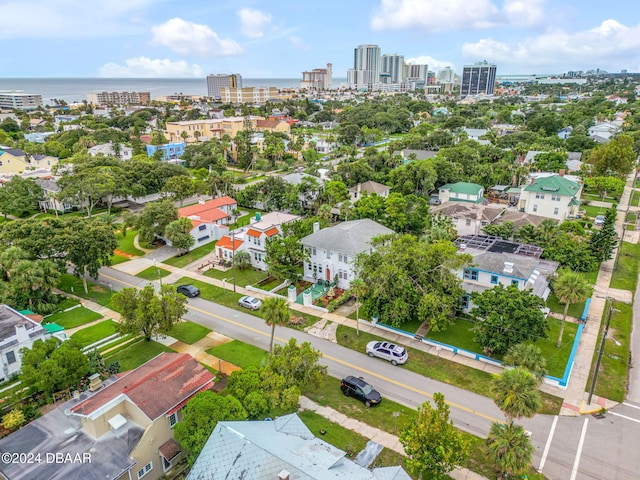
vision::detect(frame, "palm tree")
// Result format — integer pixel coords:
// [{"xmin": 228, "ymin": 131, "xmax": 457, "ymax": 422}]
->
[
  {"xmin": 350, "ymin": 278, "xmax": 367, "ymax": 336},
  {"xmin": 262, "ymin": 297, "xmax": 291, "ymax": 354},
  {"xmin": 553, "ymin": 270, "xmax": 593, "ymax": 348},
  {"xmin": 234, "ymin": 251, "xmax": 251, "ymax": 270},
  {"xmin": 486, "ymin": 421, "xmax": 535, "ymax": 478},
  {"xmin": 492, "ymin": 367, "xmax": 540, "ymax": 421},
  {"xmin": 503, "ymin": 344, "xmax": 547, "ymax": 383}
]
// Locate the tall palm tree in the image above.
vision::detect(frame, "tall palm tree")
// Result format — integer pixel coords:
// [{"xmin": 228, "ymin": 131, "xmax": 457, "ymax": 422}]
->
[
  {"xmin": 553, "ymin": 270, "xmax": 593, "ymax": 348},
  {"xmin": 350, "ymin": 278, "xmax": 367, "ymax": 336},
  {"xmin": 503, "ymin": 343, "xmax": 547, "ymax": 384},
  {"xmin": 486, "ymin": 421, "xmax": 535, "ymax": 478},
  {"xmin": 491, "ymin": 367, "xmax": 540, "ymax": 421},
  {"xmin": 262, "ymin": 297, "xmax": 291, "ymax": 354}
]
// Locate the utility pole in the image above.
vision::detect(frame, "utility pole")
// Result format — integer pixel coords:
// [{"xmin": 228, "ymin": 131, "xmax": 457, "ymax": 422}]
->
[
  {"xmin": 587, "ymin": 298, "xmax": 614, "ymax": 406},
  {"xmin": 232, "ymin": 231, "xmax": 237, "ymax": 293}
]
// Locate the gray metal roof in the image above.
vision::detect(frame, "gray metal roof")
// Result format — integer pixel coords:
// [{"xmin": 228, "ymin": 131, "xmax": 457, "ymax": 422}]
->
[
  {"xmin": 186, "ymin": 413, "xmax": 409, "ymax": 480},
  {"xmin": 301, "ymin": 219, "xmax": 394, "ymax": 256},
  {"xmin": 0, "ymin": 388, "xmax": 142, "ymax": 480},
  {"xmin": 0, "ymin": 305, "xmax": 43, "ymax": 342}
]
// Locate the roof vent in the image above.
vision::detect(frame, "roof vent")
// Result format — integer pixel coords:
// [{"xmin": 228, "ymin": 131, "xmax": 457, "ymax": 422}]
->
[
  {"xmin": 278, "ymin": 470, "xmax": 290, "ymax": 480},
  {"xmin": 504, "ymin": 262, "xmax": 514, "ymax": 274},
  {"xmin": 108, "ymin": 414, "xmax": 127, "ymax": 431},
  {"xmin": 459, "ymin": 243, "xmax": 467, "ymax": 252}
]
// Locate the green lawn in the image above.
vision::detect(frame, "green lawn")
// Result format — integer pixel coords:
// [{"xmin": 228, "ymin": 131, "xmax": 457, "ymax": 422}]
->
[
  {"xmin": 336, "ymin": 324, "xmax": 563, "ymax": 415},
  {"xmin": 58, "ymin": 274, "xmax": 117, "ymax": 310},
  {"xmin": 610, "ymin": 242, "xmax": 640, "ymax": 291},
  {"xmin": 258, "ymin": 277, "xmax": 284, "ymax": 291},
  {"xmin": 536, "ymin": 319, "xmax": 579, "ymax": 378},
  {"xmin": 43, "ymin": 306, "xmax": 103, "ymax": 329},
  {"xmin": 163, "ymin": 241, "xmax": 216, "ymax": 268},
  {"xmin": 104, "ymin": 341, "xmax": 176, "ymax": 371},
  {"xmin": 588, "ymin": 302, "xmax": 633, "ymax": 402},
  {"xmin": 206, "ymin": 340, "xmax": 269, "ymax": 368},
  {"xmin": 172, "ymin": 276, "xmax": 320, "ymax": 327},
  {"xmin": 115, "ymin": 229, "xmax": 145, "ymax": 256},
  {"xmin": 169, "ymin": 321, "xmax": 211, "ymax": 344},
  {"xmin": 582, "ymin": 204, "xmax": 608, "ymax": 218},
  {"xmin": 630, "ymin": 190, "xmax": 640, "ymax": 207},
  {"xmin": 426, "ymin": 318, "xmax": 479, "ymax": 352},
  {"xmin": 136, "ymin": 266, "xmax": 172, "ymax": 281},
  {"xmin": 70, "ymin": 319, "xmax": 118, "ymax": 348},
  {"xmin": 546, "ymin": 293, "xmax": 587, "ymax": 318},
  {"xmin": 110, "ymin": 254, "xmax": 131, "ymax": 265},
  {"xmin": 582, "ymin": 269, "xmax": 600, "ymax": 285},
  {"xmin": 229, "ymin": 208, "xmax": 264, "ymax": 229},
  {"xmin": 204, "ymin": 266, "xmax": 271, "ymax": 287}
]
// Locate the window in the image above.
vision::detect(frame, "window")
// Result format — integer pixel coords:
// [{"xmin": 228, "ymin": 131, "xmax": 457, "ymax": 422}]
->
[
  {"xmin": 461, "ymin": 295, "xmax": 470, "ymax": 309},
  {"xmin": 511, "ymin": 280, "xmax": 519, "ymax": 287},
  {"xmin": 532, "ymin": 204, "xmax": 538, "ymax": 213},
  {"xmin": 552, "ymin": 194, "xmax": 561, "ymax": 202},
  {"xmin": 463, "ymin": 269, "xmax": 478, "ymax": 281},
  {"xmin": 168, "ymin": 412, "xmax": 178, "ymax": 428},
  {"xmin": 197, "ymin": 235, "xmax": 210, "ymax": 242},
  {"xmin": 553, "ymin": 207, "xmax": 559, "ymax": 215},
  {"xmin": 535, "ymin": 193, "xmax": 545, "ymax": 199},
  {"xmin": 326, "ymin": 250, "xmax": 331, "ymax": 259},
  {"xmin": 318, "ymin": 265, "xmax": 323, "ymax": 274},
  {"xmin": 5, "ymin": 351, "xmax": 16, "ymax": 364},
  {"xmin": 490, "ymin": 275, "xmax": 499, "ymax": 285},
  {"xmin": 137, "ymin": 462, "xmax": 153, "ymax": 479},
  {"xmin": 162, "ymin": 456, "xmax": 172, "ymax": 471},
  {"xmin": 312, "ymin": 248, "xmax": 316, "ymax": 256},
  {"xmin": 198, "ymin": 224, "xmax": 206, "ymax": 231},
  {"xmin": 465, "ymin": 219, "xmax": 472, "ymax": 226}
]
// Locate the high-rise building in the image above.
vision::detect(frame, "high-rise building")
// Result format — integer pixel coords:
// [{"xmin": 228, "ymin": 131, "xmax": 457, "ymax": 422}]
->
[
  {"xmin": 301, "ymin": 63, "xmax": 333, "ymax": 90},
  {"xmin": 0, "ymin": 91, "xmax": 42, "ymax": 110},
  {"xmin": 460, "ymin": 61, "xmax": 497, "ymax": 97},
  {"xmin": 404, "ymin": 63, "xmax": 428, "ymax": 83},
  {"xmin": 381, "ymin": 54, "xmax": 404, "ymax": 84},
  {"xmin": 207, "ymin": 73, "xmax": 243, "ymax": 99},
  {"xmin": 437, "ymin": 66, "xmax": 456, "ymax": 84},
  {"xmin": 348, "ymin": 44, "xmax": 381, "ymax": 88}
]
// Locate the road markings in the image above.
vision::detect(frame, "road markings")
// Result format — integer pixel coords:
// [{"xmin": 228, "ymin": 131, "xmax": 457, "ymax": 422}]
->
[
  {"xmin": 609, "ymin": 411, "xmax": 640, "ymax": 424},
  {"xmin": 538, "ymin": 415, "xmax": 558, "ymax": 473},
  {"xmin": 622, "ymin": 402, "xmax": 640, "ymax": 410},
  {"xmin": 569, "ymin": 418, "xmax": 589, "ymax": 480},
  {"xmin": 101, "ymin": 272, "xmax": 503, "ymax": 424}
]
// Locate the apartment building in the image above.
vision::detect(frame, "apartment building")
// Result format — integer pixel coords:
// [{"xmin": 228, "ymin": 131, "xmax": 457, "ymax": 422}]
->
[
  {"xmin": 0, "ymin": 91, "xmax": 42, "ymax": 110},
  {"xmin": 219, "ymin": 86, "xmax": 278, "ymax": 104},
  {"xmin": 206, "ymin": 73, "xmax": 242, "ymax": 98},
  {"xmin": 301, "ymin": 63, "xmax": 333, "ymax": 90},
  {"xmin": 86, "ymin": 91, "xmax": 151, "ymax": 105}
]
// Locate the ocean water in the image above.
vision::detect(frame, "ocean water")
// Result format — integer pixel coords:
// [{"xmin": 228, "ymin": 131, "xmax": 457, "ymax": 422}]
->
[{"xmin": 0, "ymin": 77, "xmax": 348, "ymax": 105}]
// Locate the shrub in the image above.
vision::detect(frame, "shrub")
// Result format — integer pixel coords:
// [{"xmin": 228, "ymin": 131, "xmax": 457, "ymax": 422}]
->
[{"xmin": 2, "ymin": 409, "xmax": 25, "ymax": 430}]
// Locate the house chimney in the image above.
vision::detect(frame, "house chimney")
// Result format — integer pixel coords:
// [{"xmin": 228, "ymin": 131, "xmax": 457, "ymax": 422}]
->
[
  {"xmin": 313, "ymin": 222, "xmax": 320, "ymax": 233},
  {"xmin": 278, "ymin": 470, "xmax": 290, "ymax": 480},
  {"xmin": 559, "ymin": 169, "xmax": 565, "ymax": 177},
  {"xmin": 530, "ymin": 177, "xmax": 535, "ymax": 185},
  {"xmin": 504, "ymin": 262, "xmax": 514, "ymax": 274},
  {"xmin": 15, "ymin": 324, "xmax": 29, "ymax": 343}
]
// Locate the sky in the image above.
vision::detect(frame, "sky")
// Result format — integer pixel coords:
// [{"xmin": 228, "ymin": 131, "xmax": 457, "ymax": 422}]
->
[{"xmin": 2, "ymin": 0, "xmax": 640, "ymax": 78}]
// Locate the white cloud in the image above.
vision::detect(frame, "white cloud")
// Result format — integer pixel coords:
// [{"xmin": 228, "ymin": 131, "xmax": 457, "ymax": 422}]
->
[
  {"xmin": 405, "ymin": 55, "xmax": 455, "ymax": 71},
  {"xmin": 370, "ymin": 0, "xmax": 545, "ymax": 32},
  {"xmin": 151, "ymin": 18, "xmax": 243, "ymax": 57},
  {"xmin": 238, "ymin": 8, "xmax": 272, "ymax": 38},
  {"xmin": 98, "ymin": 57, "xmax": 204, "ymax": 78},
  {"xmin": 0, "ymin": 0, "xmax": 158, "ymax": 38},
  {"xmin": 288, "ymin": 35, "xmax": 309, "ymax": 51},
  {"xmin": 462, "ymin": 20, "xmax": 640, "ymax": 71}
]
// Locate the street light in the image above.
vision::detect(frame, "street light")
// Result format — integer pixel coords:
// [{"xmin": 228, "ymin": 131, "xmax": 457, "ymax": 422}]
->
[{"xmin": 153, "ymin": 258, "xmax": 163, "ymax": 286}]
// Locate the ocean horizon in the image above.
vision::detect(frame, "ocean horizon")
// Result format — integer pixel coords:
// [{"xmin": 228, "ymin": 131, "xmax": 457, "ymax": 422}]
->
[{"xmin": 0, "ymin": 77, "xmax": 349, "ymax": 105}]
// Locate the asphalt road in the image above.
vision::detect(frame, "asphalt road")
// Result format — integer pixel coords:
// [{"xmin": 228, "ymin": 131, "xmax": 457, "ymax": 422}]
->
[{"xmin": 96, "ymin": 267, "xmax": 640, "ymax": 480}]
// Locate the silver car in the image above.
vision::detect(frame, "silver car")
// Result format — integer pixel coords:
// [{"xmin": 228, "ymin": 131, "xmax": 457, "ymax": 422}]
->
[
  {"xmin": 366, "ymin": 341, "xmax": 408, "ymax": 365},
  {"xmin": 238, "ymin": 295, "xmax": 262, "ymax": 310}
]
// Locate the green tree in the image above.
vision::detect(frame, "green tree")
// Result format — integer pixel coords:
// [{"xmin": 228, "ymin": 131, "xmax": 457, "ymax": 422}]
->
[
  {"xmin": 552, "ymin": 270, "xmax": 593, "ymax": 347},
  {"xmin": 137, "ymin": 199, "xmax": 178, "ymax": 243},
  {"xmin": 589, "ymin": 207, "xmax": 618, "ymax": 262},
  {"xmin": 590, "ymin": 134, "xmax": 637, "ymax": 178},
  {"xmin": 161, "ymin": 175, "xmax": 194, "ymax": 207},
  {"xmin": 584, "ymin": 176, "xmax": 626, "ymax": 199},
  {"xmin": 262, "ymin": 296, "xmax": 291, "ymax": 353},
  {"xmin": 174, "ymin": 391, "xmax": 247, "ymax": 465},
  {"xmin": 1, "ymin": 409, "xmax": 26, "ymax": 430},
  {"xmin": 503, "ymin": 343, "xmax": 548, "ymax": 383},
  {"xmin": 399, "ymin": 393, "xmax": 470, "ymax": 480},
  {"xmin": 268, "ymin": 338, "xmax": 327, "ymax": 391},
  {"xmin": 0, "ymin": 176, "xmax": 41, "ymax": 218},
  {"xmin": 165, "ymin": 217, "xmax": 195, "ymax": 254},
  {"xmin": 265, "ymin": 232, "xmax": 308, "ymax": 280},
  {"xmin": 234, "ymin": 250, "xmax": 251, "ymax": 270},
  {"xmin": 471, "ymin": 284, "xmax": 548, "ymax": 355},
  {"xmin": 492, "ymin": 367, "xmax": 540, "ymax": 421},
  {"xmin": 486, "ymin": 421, "xmax": 535, "ymax": 478},
  {"xmin": 112, "ymin": 284, "xmax": 187, "ymax": 341}
]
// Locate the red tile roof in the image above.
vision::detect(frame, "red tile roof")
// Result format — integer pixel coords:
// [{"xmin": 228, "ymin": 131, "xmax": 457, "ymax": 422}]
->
[
  {"xmin": 246, "ymin": 228, "xmax": 261, "ymax": 237},
  {"xmin": 71, "ymin": 353, "xmax": 214, "ymax": 421},
  {"xmin": 159, "ymin": 439, "xmax": 182, "ymax": 461},
  {"xmin": 216, "ymin": 235, "xmax": 244, "ymax": 251},
  {"xmin": 256, "ymin": 119, "xmax": 281, "ymax": 129},
  {"xmin": 264, "ymin": 227, "xmax": 279, "ymax": 237},
  {"xmin": 178, "ymin": 197, "xmax": 236, "ymax": 225}
]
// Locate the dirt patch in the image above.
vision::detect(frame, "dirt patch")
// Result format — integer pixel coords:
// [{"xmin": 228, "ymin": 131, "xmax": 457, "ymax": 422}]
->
[
  {"xmin": 113, "ymin": 249, "xmax": 138, "ymax": 259},
  {"xmin": 91, "ymin": 285, "xmax": 107, "ymax": 293}
]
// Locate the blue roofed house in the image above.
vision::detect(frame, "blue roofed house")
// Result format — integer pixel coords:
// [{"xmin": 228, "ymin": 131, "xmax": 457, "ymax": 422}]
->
[
  {"xmin": 437, "ymin": 182, "xmax": 485, "ymax": 204},
  {"xmin": 185, "ymin": 413, "xmax": 411, "ymax": 480}
]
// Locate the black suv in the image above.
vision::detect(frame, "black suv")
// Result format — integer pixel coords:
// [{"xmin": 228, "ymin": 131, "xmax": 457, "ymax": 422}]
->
[{"xmin": 340, "ymin": 375, "xmax": 382, "ymax": 407}]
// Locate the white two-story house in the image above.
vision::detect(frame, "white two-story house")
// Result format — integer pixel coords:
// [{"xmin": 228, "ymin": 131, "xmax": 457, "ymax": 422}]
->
[
  {"xmin": 438, "ymin": 182, "xmax": 485, "ymax": 204},
  {"xmin": 0, "ymin": 305, "xmax": 49, "ymax": 382},
  {"xmin": 454, "ymin": 236, "xmax": 559, "ymax": 313},
  {"xmin": 300, "ymin": 219, "xmax": 394, "ymax": 289},
  {"xmin": 176, "ymin": 196, "xmax": 237, "ymax": 249},
  {"xmin": 517, "ymin": 173, "xmax": 582, "ymax": 220}
]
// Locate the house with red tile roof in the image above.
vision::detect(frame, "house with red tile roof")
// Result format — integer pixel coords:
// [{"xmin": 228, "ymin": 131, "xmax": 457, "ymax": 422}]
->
[
  {"xmin": 0, "ymin": 352, "xmax": 214, "ymax": 480},
  {"xmin": 176, "ymin": 196, "xmax": 237, "ymax": 249},
  {"xmin": 215, "ymin": 211, "xmax": 300, "ymax": 270}
]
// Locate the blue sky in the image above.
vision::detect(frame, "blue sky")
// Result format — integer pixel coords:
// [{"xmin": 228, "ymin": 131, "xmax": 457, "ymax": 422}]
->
[{"xmin": 2, "ymin": 0, "xmax": 639, "ymax": 78}]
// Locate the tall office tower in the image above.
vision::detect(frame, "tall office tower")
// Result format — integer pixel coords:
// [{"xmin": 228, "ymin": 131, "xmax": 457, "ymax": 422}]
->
[
  {"xmin": 437, "ymin": 66, "xmax": 456, "ymax": 84},
  {"xmin": 207, "ymin": 73, "xmax": 243, "ymax": 99},
  {"xmin": 381, "ymin": 54, "xmax": 405, "ymax": 83},
  {"xmin": 460, "ymin": 61, "xmax": 497, "ymax": 97},
  {"xmin": 349, "ymin": 44, "xmax": 381, "ymax": 88},
  {"xmin": 301, "ymin": 63, "xmax": 333, "ymax": 90},
  {"xmin": 404, "ymin": 63, "xmax": 428, "ymax": 83}
]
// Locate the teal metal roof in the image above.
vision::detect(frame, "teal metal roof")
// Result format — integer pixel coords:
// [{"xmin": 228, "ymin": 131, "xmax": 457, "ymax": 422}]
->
[
  {"xmin": 524, "ymin": 175, "xmax": 580, "ymax": 197},
  {"xmin": 439, "ymin": 182, "xmax": 483, "ymax": 195},
  {"xmin": 43, "ymin": 323, "xmax": 64, "ymax": 333}
]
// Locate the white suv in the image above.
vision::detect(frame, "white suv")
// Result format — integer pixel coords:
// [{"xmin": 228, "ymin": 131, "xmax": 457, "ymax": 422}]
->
[{"xmin": 366, "ymin": 341, "xmax": 408, "ymax": 366}]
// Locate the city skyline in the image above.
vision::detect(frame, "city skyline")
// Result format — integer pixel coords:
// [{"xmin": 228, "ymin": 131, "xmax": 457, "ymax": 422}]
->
[{"xmin": 2, "ymin": 0, "xmax": 639, "ymax": 78}]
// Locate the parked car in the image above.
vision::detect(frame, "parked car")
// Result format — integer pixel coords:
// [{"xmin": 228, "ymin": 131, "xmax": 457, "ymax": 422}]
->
[
  {"xmin": 238, "ymin": 295, "xmax": 262, "ymax": 310},
  {"xmin": 366, "ymin": 341, "xmax": 408, "ymax": 365},
  {"xmin": 340, "ymin": 375, "xmax": 382, "ymax": 407},
  {"xmin": 176, "ymin": 284, "xmax": 200, "ymax": 298},
  {"xmin": 594, "ymin": 215, "xmax": 606, "ymax": 226}
]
